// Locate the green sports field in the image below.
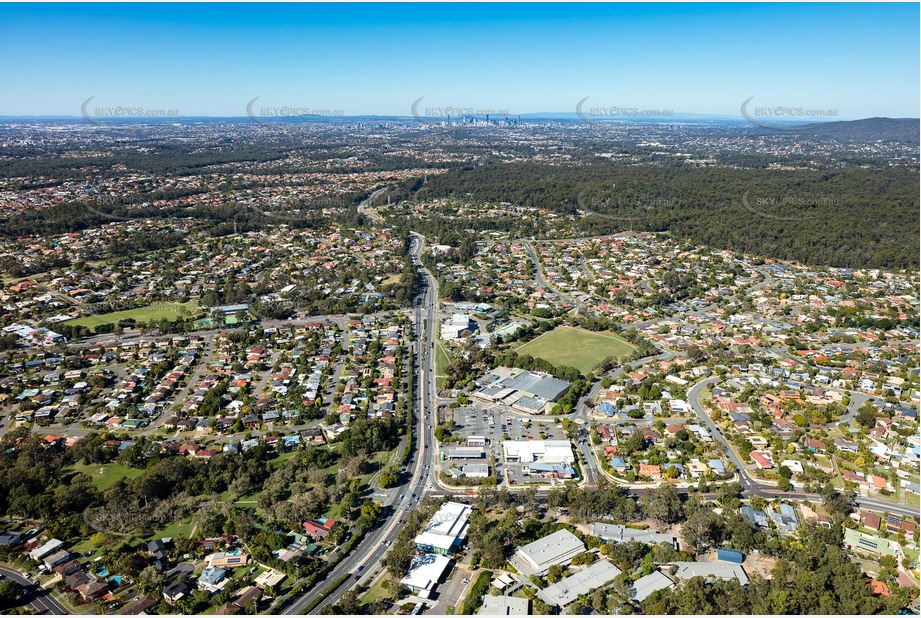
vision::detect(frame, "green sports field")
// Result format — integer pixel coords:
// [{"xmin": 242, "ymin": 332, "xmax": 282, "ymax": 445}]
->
[
  {"xmin": 66, "ymin": 301, "xmax": 198, "ymax": 331},
  {"xmin": 514, "ymin": 326, "xmax": 635, "ymax": 374}
]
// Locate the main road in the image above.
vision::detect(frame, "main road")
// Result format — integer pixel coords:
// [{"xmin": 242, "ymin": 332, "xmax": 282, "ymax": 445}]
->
[
  {"xmin": 282, "ymin": 233, "xmax": 439, "ymax": 615},
  {"xmin": 0, "ymin": 565, "xmax": 69, "ymax": 615}
]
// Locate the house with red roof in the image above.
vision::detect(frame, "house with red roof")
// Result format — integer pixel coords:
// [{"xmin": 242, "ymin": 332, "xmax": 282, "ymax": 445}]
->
[
  {"xmin": 303, "ymin": 518, "xmax": 336, "ymax": 539},
  {"xmin": 750, "ymin": 451, "xmax": 774, "ymax": 469}
]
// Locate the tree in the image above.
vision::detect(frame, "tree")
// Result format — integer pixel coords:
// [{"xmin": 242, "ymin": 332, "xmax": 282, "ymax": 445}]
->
[
  {"xmin": 716, "ymin": 482, "xmax": 742, "ymax": 509},
  {"xmin": 383, "ymin": 539, "xmax": 415, "ymax": 577},
  {"xmin": 334, "ymin": 589, "xmax": 361, "ymax": 615},
  {"xmin": 546, "ymin": 564, "xmax": 565, "ymax": 584},
  {"xmin": 138, "ymin": 565, "xmax": 166, "ymax": 594},
  {"xmin": 681, "ymin": 509, "xmax": 718, "ymax": 554},
  {"xmin": 0, "ymin": 580, "xmax": 19, "ymax": 608},
  {"xmin": 640, "ymin": 484, "xmax": 683, "ymax": 524},
  {"xmin": 855, "ymin": 404, "xmax": 877, "ymax": 430}
]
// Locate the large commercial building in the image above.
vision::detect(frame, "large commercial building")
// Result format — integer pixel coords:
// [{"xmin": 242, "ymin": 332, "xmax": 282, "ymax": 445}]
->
[
  {"xmin": 503, "ymin": 440, "xmax": 574, "ymax": 465},
  {"xmin": 510, "ymin": 529, "xmax": 585, "ymax": 577},
  {"xmin": 443, "ymin": 446, "xmax": 486, "ymax": 460},
  {"xmin": 538, "ymin": 559, "xmax": 622, "ymax": 607},
  {"xmin": 473, "ymin": 368, "xmax": 571, "ymax": 414},
  {"xmin": 414, "ymin": 501, "xmax": 470, "ymax": 555}
]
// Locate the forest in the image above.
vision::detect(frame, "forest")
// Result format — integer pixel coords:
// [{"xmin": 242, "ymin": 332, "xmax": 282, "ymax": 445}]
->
[{"xmin": 407, "ymin": 162, "xmax": 919, "ymax": 269}]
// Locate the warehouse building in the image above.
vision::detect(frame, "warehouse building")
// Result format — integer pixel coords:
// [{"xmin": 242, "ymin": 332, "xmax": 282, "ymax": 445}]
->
[
  {"xmin": 472, "ymin": 368, "xmax": 571, "ymax": 414},
  {"xmin": 443, "ymin": 446, "xmax": 487, "ymax": 460},
  {"xmin": 400, "ymin": 554, "xmax": 452, "ymax": 598},
  {"xmin": 510, "ymin": 529, "xmax": 585, "ymax": 577}
]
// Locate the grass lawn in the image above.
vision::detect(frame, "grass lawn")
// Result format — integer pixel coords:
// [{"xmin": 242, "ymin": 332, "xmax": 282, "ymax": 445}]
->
[
  {"xmin": 71, "ymin": 462, "xmax": 145, "ymax": 491},
  {"xmin": 514, "ymin": 326, "xmax": 636, "ymax": 375},
  {"xmin": 145, "ymin": 519, "xmax": 195, "ymax": 541},
  {"xmin": 67, "ymin": 301, "xmax": 198, "ymax": 332},
  {"xmin": 269, "ymin": 451, "xmax": 299, "ymax": 470},
  {"xmin": 435, "ymin": 341, "xmax": 450, "ymax": 376},
  {"xmin": 360, "ymin": 578, "xmax": 395, "ymax": 605},
  {"xmin": 69, "ymin": 537, "xmax": 99, "ymax": 556},
  {"xmin": 434, "ymin": 329, "xmax": 451, "ymax": 389}
]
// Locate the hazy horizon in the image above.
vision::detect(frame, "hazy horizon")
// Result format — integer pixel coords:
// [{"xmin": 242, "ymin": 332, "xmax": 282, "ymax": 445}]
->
[{"xmin": 0, "ymin": 3, "xmax": 918, "ymax": 119}]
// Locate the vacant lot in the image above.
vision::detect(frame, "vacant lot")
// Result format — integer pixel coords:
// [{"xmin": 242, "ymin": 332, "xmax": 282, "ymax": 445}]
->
[
  {"xmin": 515, "ymin": 326, "xmax": 635, "ymax": 374},
  {"xmin": 67, "ymin": 301, "xmax": 198, "ymax": 331}
]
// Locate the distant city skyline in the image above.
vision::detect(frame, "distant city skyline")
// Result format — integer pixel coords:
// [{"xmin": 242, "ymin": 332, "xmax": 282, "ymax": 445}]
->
[{"xmin": 0, "ymin": 2, "xmax": 918, "ymax": 119}]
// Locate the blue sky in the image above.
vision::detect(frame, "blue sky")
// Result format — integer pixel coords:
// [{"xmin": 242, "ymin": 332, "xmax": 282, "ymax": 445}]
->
[{"xmin": 0, "ymin": 3, "xmax": 917, "ymax": 118}]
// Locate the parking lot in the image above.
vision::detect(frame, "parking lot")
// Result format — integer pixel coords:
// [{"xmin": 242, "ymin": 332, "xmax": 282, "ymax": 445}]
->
[
  {"xmin": 450, "ymin": 404, "xmax": 568, "ymax": 444},
  {"xmin": 446, "ymin": 404, "xmax": 573, "ymax": 486}
]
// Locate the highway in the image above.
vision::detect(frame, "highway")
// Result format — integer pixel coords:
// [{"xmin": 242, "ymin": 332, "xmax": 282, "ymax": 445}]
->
[
  {"xmin": 282, "ymin": 233, "xmax": 439, "ymax": 615},
  {"xmin": 356, "ymin": 186, "xmax": 390, "ymax": 223},
  {"xmin": 0, "ymin": 565, "xmax": 69, "ymax": 615}
]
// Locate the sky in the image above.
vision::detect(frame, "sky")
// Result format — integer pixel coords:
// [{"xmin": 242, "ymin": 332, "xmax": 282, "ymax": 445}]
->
[{"xmin": 0, "ymin": 3, "xmax": 918, "ymax": 119}]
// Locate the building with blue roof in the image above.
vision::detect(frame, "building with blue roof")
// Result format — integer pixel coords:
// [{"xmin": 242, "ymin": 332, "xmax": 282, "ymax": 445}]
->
[
  {"xmin": 740, "ymin": 505, "xmax": 769, "ymax": 528},
  {"xmin": 716, "ymin": 548, "xmax": 744, "ymax": 564}
]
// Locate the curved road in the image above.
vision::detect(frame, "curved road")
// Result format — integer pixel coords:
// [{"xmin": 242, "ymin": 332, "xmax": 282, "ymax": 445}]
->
[
  {"xmin": 686, "ymin": 376, "xmax": 918, "ymax": 518},
  {"xmin": 0, "ymin": 565, "xmax": 69, "ymax": 615}
]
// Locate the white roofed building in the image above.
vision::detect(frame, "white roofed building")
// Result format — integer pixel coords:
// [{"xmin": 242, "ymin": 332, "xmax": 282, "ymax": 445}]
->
[
  {"xmin": 538, "ymin": 559, "xmax": 622, "ymax": 607},
  {"xmin": 414, "ymin": 501, "xmax": 470, "ymax": 555},
  {"xmin": 400, "ymin": 554, "xmax": 452, "ymax": 599},
  {"xmin": 503, "ymin": 440, "xmax": 574, "ymax": 465},
  {"xmin": 510, "ymin": 529, "xmax": 585, "ymax": 577}
]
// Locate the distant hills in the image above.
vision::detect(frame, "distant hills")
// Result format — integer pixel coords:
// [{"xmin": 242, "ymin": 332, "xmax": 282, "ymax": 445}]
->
[{"xmin": 760, "ymin": 117, "xmax": 920, "ymax": 145}]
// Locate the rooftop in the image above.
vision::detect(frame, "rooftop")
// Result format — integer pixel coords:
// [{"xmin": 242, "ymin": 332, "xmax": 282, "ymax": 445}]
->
[
  {"xmin": 414, "ymin": 501, "xmax": 470, "ymax": 552},
  {"xmin": 511, "ymin": 529, "xmax": 585, "ymax": 576},
  {"xmin": 630, "ymin": 570, "xmax": 675, "ymax": 602},
  {"xmin": 538, "ymin": 559, "xmax": 622, "ymax": 607},
  {"xmin": 479, "ymin": 595, "xmax": 530, "ymax": 615},
  {"xmin": 400, "ymin": 553, "xmax": 452, "ymax": 597},
  {"xmin": 669, "ymin": 561, "xmax": 749, "ymax": 586}
]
